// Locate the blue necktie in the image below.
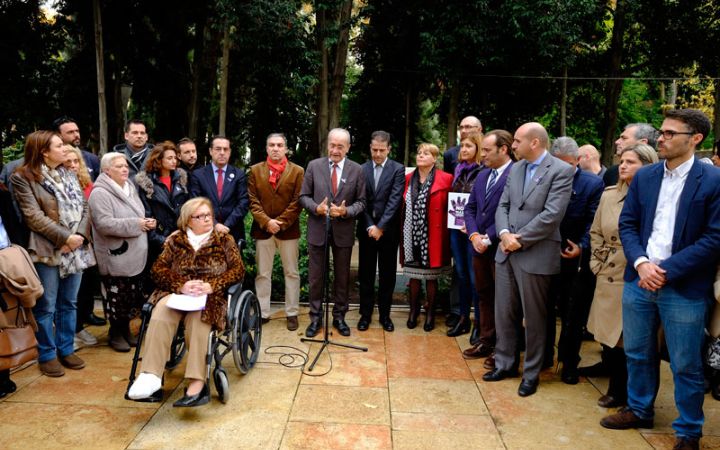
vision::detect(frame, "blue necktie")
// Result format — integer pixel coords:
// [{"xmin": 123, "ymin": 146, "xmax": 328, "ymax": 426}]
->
[
  {"xmin": 523, "ymin": 163, "xmax": 538, "ymax": 194},
  {"xmin": 485, "ymin": 169, "xmax": 498, "ymax": 202}
]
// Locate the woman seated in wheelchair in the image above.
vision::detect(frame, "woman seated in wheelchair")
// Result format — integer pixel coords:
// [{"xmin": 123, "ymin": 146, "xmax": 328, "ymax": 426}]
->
[{"xmin": 127, "ymin": 197, "xmax": 244, "ymax": 406}]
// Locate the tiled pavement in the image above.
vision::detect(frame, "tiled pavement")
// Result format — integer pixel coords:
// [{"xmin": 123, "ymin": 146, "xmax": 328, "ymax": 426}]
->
[{"xmin": 2, "ymin": 306, "xmax": 719, "ymax": 450}]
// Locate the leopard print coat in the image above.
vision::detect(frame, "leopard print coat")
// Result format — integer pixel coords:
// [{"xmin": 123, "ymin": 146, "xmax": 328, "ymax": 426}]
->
[{"xmin": 149, "ymin": 230, "xmax": 244, "ymax": 330}]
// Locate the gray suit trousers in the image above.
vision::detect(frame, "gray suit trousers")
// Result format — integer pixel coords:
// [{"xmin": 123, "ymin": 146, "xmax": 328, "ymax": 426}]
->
[{"xmin": 494, "ymin": 253, "xmax": 552, "ymax": 380}]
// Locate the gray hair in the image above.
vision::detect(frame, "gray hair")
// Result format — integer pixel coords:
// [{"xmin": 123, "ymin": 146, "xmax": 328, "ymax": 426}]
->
[
  {"xmin": 549, "ymin": 136, "xmax": 579, "ymax": 158},
  {"xmin": 100, "ymin": 152, "xmax": 127, "ymax": 170},
  {"xmin": 328, "ymin": 128, "xmax": 351, "ymax": 145},
  {"xmin": 626, "ymin": 123, "xmax": 659, "ymax": 149},
  {"xmin": 266, "ymin": 133, "xmax": 287, "ymax": 145}
]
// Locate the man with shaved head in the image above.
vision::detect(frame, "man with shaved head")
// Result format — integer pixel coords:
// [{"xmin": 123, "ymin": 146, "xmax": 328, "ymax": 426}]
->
[
  {"xmin": 482, "ymin": 122, "xmax": 574, "ymax": 397},
  {"xmin": 578, "ymin": 144, "xmax": 606, "ymax": 178}
]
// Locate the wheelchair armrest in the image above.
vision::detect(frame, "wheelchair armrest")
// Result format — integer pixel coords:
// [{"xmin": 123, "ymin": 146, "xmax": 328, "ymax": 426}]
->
[
  {"xmin": 227, "ymin": 283, "xmax": 241, "ymax": 296},
  {"xmin": 142, "ymin": 303, "xmax": 155, "ymax": 314},
  {"xmin": 237, "ymin": 239, "xmax": 246, "ymax": 253}
]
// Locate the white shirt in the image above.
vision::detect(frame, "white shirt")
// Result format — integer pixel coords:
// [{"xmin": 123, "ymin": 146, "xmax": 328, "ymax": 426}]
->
[
  {"xmin": 634, "ymin": 157, "xmax": 694, "ymax": 268},
  {"xmin": 488, "ymin": 159, "xmax": 512, "ymax": 190},
  {"xmin": 329, "ymin": 158, "xmax": 346, "ymax": 192}
]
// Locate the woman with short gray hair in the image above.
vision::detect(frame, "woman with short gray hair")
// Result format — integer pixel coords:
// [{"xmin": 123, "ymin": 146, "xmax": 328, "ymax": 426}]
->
[{"xmin": 89, "ymin": 152, "xmax": 156, "ymax": 352}]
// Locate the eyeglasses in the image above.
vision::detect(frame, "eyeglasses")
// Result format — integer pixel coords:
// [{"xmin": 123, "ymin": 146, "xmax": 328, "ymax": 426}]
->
[
  {"xmin": 657, "ymin": 129, "xmax": 695, "ymax": 140},
  {"xmin": 191, "ymin": 213, "xmax": 213, "ymax": 221}
]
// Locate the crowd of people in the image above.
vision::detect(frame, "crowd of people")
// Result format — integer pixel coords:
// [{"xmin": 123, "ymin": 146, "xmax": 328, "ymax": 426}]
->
[{"xmin": 1, "ymin": 109, "xmax": 720, "ymax": 449}]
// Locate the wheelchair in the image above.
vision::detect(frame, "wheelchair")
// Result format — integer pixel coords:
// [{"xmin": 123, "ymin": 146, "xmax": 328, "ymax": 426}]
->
[{"xmin": 124, "ymin": 282, "xmax": 263, "ymax": 404}]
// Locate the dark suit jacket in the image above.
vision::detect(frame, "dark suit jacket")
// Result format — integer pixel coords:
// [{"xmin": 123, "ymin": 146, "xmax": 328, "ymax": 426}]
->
[
  {"xmin": 0, "ymin": 187, "xmax": 27, "ymax": 246},
  {"xmin": 619, "ymin": 159, "xmax": 720, "ymax": 298},
  {"xmin": 247, "ymin": 160, "xmax": 304, "ymax": 240},
  {"xmin": 356, "ymin": 159, "xmax": 405, "ymax": 239},
  {"xmin": 559, "ymin": 168, "xmax": 604, "ymax": 250},
  {"xmin": 299, "ymin": 157, "xmax": 366, "ymax": 248},
  {"xmin": 464, "ymin": 162, "xmax": 513, "ymax": 246},
  {"xmin": 495, "ymin": 154, "xmax": 574, "ymax": 275},
  {"xmin": 82, "ymin": 150, "xmax": 100, "ymax": 182},
  {"xmin": 443, "ymin": 146, "xmax": 460, "ymax": 176},
  {"xmin": 190, "ymin": 164, "xmax": 249, "ymax": 243}
]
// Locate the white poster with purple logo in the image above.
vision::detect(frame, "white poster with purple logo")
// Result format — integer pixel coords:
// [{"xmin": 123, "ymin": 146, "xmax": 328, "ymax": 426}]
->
[{"xmin": 447, "ymin": 192, "xmax": 470, "ymax": 230}]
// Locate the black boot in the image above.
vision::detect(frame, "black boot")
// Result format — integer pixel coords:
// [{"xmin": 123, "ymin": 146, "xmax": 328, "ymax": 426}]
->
[
  {"xmin": 109, "ymin": 320, "xmax": 130, "ymax": 352},
  {"xmin": 447, "ymin": 315, "xmax": 471, "ymax": 337},
  {"xmin": 407, "ymin": 280, "xmax": 420, "ymax": 329},
  {"xmin": 469, "ymin": 319, "xmax": 481, "ymax": 346},
  {"xmin": 711, "ymin": 369, "xmax": 720, "ymax": 401},
  {"xmin": 423, "ymin": 281, "xmax": 437, "ymax": 332}
]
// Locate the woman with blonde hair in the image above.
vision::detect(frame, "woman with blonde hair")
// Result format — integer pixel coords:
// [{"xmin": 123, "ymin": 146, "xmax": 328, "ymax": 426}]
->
[
  {"xmin": 401, "ymin": 143, "xmax": 453, "ymax": 331},
  {"xmin": 586, "ymin": 143, "xmax": 658, "ymax": 408},
  {"xmin": 127, "ymin": 197, "xmax": 243, "ymax": 407},
  {"xmin": 64, "ymin": 146, "xmax": 93, "ymax": 199}
]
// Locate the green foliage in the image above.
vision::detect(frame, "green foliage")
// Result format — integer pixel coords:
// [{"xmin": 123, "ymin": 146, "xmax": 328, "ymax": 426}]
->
[{"xmin": 2, "ymin": 140, "xmax": 25, "ymax": 166}]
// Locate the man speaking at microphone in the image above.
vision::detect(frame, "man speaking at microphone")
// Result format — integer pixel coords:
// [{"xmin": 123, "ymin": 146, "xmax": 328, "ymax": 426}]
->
[{"xmin": 300, "ymin": 128, "xmax": 366, "ymax": 338}]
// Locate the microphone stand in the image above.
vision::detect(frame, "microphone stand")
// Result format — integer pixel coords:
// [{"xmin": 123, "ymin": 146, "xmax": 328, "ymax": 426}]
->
[{"xmin": 301, "ymin": 209, "xmax": 367, "ymax": 372}]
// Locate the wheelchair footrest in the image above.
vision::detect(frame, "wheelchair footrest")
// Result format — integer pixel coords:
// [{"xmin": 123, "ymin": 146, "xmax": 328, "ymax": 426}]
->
[{"xmin": 125, "ymin": 388, "xmax": 163, "ymax": 403}]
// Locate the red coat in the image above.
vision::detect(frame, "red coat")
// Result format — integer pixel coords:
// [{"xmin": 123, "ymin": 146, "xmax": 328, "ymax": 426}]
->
[{"xmin": 401, "ymin": 169, "xmax": 453, "ymax": 268}]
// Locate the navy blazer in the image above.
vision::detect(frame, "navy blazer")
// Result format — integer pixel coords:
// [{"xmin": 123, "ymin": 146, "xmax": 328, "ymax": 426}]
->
[
  {"xmin": 443, "ymin": 146, "xmax": 460, "ymax": 176},
  {"xmin": 464, "ymin": 162, "xmax": 512, "ymax": 247},
  {"xmin": 356, "ymin": 158, "xmax": 405, "ymax": 238},
  {"xmin": 559, "ymin": 168, "xmax": 604, "ymax": 250},
  {"xmin": 190, "ymin": 164, "xmax": 249, "ymax": 243},
  {"xmin": 619, "ymin": 159, "xmax": 720, "ymax": 298}
]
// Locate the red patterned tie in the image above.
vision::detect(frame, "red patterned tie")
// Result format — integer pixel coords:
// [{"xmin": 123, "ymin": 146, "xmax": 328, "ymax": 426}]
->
[
  {"xmin": 331, "ymin": 164, "xmax": 338, "ymax": 196},
  {"xmin": 217, "ymin": 168, "xmax": 224, "ymax": 199}
]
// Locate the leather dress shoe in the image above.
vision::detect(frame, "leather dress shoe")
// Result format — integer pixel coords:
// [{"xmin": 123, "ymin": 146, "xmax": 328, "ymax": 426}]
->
[
  {"xmin": 109, "ymin": 334, "xmax": 131, "ymax": 352},
  {"xmin": 333, "ymin": 319, "xmax": 351, "ymax": 336},
  {"xmin": 287, "ymin": 316, "xmax": 299, "ymax": 331},
  {"xmin": 39, "ymin": 359, "xmax": 65, "ymax": 377},
  {"xmin": 462, "ymin": 343, "xmax": 493, "ymax": 360},
  {"xmin": 406, "ymin": 313, "xmax": 419, "ymax": 329},
  {"xmin": 597, "ymin": 394, "xmax": 626, "ymax": 408},
  {"xmin": 469, "ymin": 320, "xmax": 481, "ymax": 346},
  {"xmin": 672, "ymin": 437, "xmax": 700, "ymax": 450},
  {"xmin": 305, "ymin": 320, "xmax": 322, "ymax": 338},
  {"xmin": 423, "ymin": 315, "xmax": 435, "ymax": 332},
  {"xmin": 173, "ymin": 383, "xmax": 210, "ymax": 407},
  {"xmin": 518, "ymin": 378, "xmax": 539, "ymax": 397},
  {"xmin": 445, "ymin": 313, "xmax": 460, "ymax": 328},
  {"xmin": 59, "ymin": 353, "xmax": 85, "ymax": 370},
  {"xmin": 379, "ymin": 317, "xmax": 394, "ymax": 332},
  {"xmin": 483, "ymin": 355, "xmax": 496, "ymax": 370},
  {"xmin": 85, "ymin": 313, "xmax": 107, "ymax": 326},
  {"xmin": 600, "ymin": 406, "xmax": 654, "ymax": 430},
  {"xmin": 446, "ymin": 316, "xmax": 471, "ymax": 337},
  {"xmin": 482, "ymin": 367, "xmax": 518, "ymax": 382},
  {"xmin": 357, "ymin": 317, "xmax": 370, "ymax": 331},
  {"xmin": 561, "ymin": 365, "xmax": 579, "ymax": 385}
]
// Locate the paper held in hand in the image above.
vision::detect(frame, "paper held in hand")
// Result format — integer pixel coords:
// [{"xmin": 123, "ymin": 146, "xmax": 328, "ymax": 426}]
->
[{"xmin": 166, "ymin": 294, "xmax": 207, "ymax": 311}]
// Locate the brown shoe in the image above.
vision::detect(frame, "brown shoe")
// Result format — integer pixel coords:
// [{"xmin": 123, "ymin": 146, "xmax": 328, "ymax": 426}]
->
[
  {"xmin": 463, "ymin": 343, "xmax": 493, "ymax": 360},
  {"xmin": 59, "ymin": 353, "xmax": 85, "ymax": 370},
  {"xmin": 673, "ymin": 437, "xmax": 699, "ymax": 450},
  {"xmin": 109, "ymin": 334, "xmax": 131, "ymax": 352},
  {"xmin": 287, "ymin": 316, "xmax": 299, "ymax": 331},
  {"xmin": 600, "ymin": 407, "xmax": 653, "ymax": 430},
  {"xmin": 483, "ymin": 355, "xmax": 496, "ymax": 370},
  {"xmin": 39, "ymin": 359, "xmax": 65, "ymax": 377}
]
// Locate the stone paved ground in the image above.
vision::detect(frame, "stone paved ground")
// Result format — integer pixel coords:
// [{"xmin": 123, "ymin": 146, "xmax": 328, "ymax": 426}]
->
[{"xmin": 2, "ymin": 305, "xmax": 719, "ymax": 449}]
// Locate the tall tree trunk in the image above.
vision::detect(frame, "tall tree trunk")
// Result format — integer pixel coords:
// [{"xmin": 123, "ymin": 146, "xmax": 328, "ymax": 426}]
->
[
  {"xmin": 188, "ymin": 8, "xmax": 208, "ymax": 141},
  {"xmin": 218, "ymin": 23, "xmax": 230, "ymax": 136},
  {"xmin": 315, "ymin": 0, "xmax": 352, "ymax": 156},
  {"xmin": 600, "ymin": 0, "xmax": 627, "ymax": 168},
  {"xmin": 560, "ymin": 66, "xmax": 568, "ymax": 136},
  {"xmin": 404, "ymin": 84, "xmax": 411, "ymax": 167},
  {"xmin": 446, "ymin": 81, "xmax": 460, "ymax": 150},
  {"xmin": 93, "ymin": 0, "xmax": 108, "ymax": 155}
]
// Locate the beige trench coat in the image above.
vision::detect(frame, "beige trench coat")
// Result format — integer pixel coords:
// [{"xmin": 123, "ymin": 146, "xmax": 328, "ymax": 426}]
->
[{"xmin": 586, "ymin": 185, "xmax": 627, "ymax": 348}]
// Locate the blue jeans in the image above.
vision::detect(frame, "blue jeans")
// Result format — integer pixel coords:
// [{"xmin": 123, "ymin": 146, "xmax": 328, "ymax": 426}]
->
[
  {"xmin": 449, "ymin": 229, "xmax": 476, "ymax": 317},
  {"xmin": 622, "ymin": 280, "xmax": 709, "ymax": 439},
  {"xmin": 34, "ymin": 263, "xmax": 82, "ymax": 362}
]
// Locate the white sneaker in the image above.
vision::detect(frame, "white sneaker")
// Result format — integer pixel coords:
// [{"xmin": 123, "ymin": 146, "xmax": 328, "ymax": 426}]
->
[
  {"xmin": 76, "ymin": 329, "xmax": 98, "ymax": 346},
  {"xmin": 128, "ymin": 373, "xmax": 163, "ymax": 400}
]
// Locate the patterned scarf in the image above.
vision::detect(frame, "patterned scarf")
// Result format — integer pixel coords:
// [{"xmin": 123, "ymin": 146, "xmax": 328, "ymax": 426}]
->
[
  {"xmin": 266, "ymin": 156, "xmax": 288, "ymax": 190},
  {"xmin": 402, "ymin": 168, "xmax": 435, "ymax": 268},
  {"xmin": 39, "ymin": 164, "xmax": 96, "ymax": 277},
  {"xmin": 453, "ymin": 161, "xmax": 479, "ymax": 184}
]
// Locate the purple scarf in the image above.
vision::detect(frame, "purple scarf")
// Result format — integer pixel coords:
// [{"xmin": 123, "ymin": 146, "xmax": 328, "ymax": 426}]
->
[{"xmin": 453, "ymin": 161, "xmax": 479, "ymax": 184}]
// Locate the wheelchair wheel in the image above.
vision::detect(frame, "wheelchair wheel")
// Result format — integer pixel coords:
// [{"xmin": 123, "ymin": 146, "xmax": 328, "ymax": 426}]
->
[
  {"xmin": 232, "ymin": 290, "xmax": 262, "ymax": 374},
  {"xmin": 213, "ymin": 367, "xmax": 229, "ymax": 404}
]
